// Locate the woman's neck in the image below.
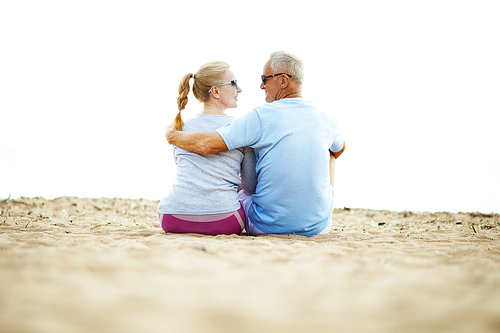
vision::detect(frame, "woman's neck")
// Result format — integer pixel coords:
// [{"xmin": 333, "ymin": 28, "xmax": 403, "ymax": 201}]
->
[{"xmin": 202, "ymin": 101, "xmax": 226, "ymax": 115}]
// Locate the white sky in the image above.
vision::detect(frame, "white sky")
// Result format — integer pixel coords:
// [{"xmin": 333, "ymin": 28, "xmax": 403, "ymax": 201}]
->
[{"xmin": 1, "ymin": 0, "xmax": 499, "ymax": 213}]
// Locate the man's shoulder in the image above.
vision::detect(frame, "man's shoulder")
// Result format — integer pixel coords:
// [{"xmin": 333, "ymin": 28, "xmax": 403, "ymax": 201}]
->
[
  {"xmin": 251, "ymin": 102, "xmax": 274, "ymax": 112},
  {"xmin": 273, "ymin": 98, "xmax": 316, "ymax": 110},
  {"xmin": 251, "ymin": 100, "xmax": 297, "ymax": 115}
]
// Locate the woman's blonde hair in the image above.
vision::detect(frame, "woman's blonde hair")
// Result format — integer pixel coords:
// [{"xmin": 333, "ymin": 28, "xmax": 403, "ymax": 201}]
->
[{"xmin": 172, "ymin": 61, "xmax": 230, "ymax": 131}]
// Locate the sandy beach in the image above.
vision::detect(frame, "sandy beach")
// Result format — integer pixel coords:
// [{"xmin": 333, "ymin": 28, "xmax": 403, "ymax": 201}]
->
[{"xmin": 1, "ymin": 196, "xmax": 499, "ymax": 332}]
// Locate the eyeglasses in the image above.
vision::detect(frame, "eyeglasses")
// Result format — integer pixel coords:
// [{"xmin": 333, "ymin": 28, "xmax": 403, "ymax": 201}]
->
[
  {"xmin": 208, "ymin": 80, "xmax": 239, "ymax": 93},
  {"xmin": 261, "ymin": 73, "xmax": 292, "ymax": 85}
]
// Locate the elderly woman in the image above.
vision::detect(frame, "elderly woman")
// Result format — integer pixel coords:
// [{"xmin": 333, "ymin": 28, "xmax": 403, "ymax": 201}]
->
[{"xmin": 158, "ymin": 61, "xmax": 256, "ymax": 235}]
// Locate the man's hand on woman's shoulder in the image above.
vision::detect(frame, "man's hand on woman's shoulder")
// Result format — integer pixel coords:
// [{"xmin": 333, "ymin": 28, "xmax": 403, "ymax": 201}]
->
[{"xmin": 165, "ymin": 126, "xmax": 177, "ymax": 145}]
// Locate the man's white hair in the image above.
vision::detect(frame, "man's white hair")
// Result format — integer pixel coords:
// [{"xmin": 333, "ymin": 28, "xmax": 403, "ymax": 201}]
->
[{"xmin": 269, "ymin": 51, "xmax": 304, "ymax": 84}]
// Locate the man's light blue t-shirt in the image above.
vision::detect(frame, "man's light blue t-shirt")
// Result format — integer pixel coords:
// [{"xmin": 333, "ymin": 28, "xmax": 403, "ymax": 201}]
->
[{"xmin": 217, "ymin": 98, "xmax": 344, "ymax": 236}]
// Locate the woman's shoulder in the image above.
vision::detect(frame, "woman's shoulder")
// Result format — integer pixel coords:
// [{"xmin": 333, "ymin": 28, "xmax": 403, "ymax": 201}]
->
[{"xmin": 184, "ymin": 114, "xmax": 234, "ymax": 132}]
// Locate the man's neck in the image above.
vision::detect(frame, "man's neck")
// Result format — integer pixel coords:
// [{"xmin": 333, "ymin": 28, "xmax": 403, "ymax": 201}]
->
[
  {"xmin": 283, "ymin": 92, "xmax": 302, "ymax": 99},
  {"xmin": 278, "ymin": 88, "xmax": 302, "ymax": 100}
]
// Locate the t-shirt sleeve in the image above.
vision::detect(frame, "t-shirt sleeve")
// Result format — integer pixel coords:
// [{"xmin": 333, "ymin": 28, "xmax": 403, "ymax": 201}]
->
[
  {"xmin": 216, "ymin": 109, "xmax": 262, "ymax": 150},
  {"xmin": 329, "ymin": 116, "xmax": 345, "ymax": 153}
]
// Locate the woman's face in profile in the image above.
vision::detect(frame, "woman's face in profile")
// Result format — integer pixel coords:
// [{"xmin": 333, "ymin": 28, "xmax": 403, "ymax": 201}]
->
[{"xmin": 218, "ymin": 70, "xmax": 242, "ymax": 109}]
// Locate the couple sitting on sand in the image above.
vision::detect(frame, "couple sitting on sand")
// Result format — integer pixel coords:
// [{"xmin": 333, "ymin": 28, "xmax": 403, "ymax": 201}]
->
[{"xmin": 159, "ymin": 51, "xmax": 345, "ymax": 237}]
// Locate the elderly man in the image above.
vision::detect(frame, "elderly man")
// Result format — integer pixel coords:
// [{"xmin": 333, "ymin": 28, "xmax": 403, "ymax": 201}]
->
[{"xmin": 166, "ymin": 51, "xmax": 345, "ymax": 236}]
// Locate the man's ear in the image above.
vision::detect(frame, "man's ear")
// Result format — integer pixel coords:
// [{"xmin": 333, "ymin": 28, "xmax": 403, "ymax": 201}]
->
[{"xmin": 280, "ymin": 75, "xmax": 290, "ymax": 88}]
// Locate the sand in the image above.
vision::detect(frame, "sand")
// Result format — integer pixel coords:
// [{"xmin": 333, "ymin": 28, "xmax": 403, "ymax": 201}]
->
[{"xmin": 0, "ymin": 196, "xmax": 499, "ymax": 333}]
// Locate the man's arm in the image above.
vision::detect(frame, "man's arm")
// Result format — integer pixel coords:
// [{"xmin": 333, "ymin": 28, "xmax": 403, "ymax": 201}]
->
[
  {"xmin": 330, "ymin": 142, "xmax": 346, "ymax": 159},
  {"xmin": 165, "ymin": 127, "xmax": 228, "ymax": 154}
]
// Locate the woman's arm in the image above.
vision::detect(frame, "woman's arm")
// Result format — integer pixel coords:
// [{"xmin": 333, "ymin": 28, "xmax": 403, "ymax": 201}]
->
[{"xmin": 240, "ymin": 147, "xmax": 257, "ymax": 194}]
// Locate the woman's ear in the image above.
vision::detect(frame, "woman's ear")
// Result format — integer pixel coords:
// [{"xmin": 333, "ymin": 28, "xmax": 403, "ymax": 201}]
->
[{"xmin": 209, "ymin": 87, "xmax": 220, "ymax": 98}]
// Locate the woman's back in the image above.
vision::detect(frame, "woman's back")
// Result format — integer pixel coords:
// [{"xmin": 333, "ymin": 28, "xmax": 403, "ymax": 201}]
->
[{"xmin": 158, "ymin": 114, "xmax": 254, "ymax": 215}]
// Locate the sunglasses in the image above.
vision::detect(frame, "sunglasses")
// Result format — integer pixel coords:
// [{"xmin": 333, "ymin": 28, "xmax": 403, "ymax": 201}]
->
[
  {"xmin": 208, "ymin": 80, "xmax": 239, "ymax": 93},
  {"xmin": 261, "ymin": 73, "xmax": 292, "ymax": 85}
]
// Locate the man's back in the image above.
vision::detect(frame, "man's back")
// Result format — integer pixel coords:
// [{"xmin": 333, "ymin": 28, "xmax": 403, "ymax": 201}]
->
[{"xmin": 218, "ymin": 98, "xmax": 344, "ymax": 236}]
